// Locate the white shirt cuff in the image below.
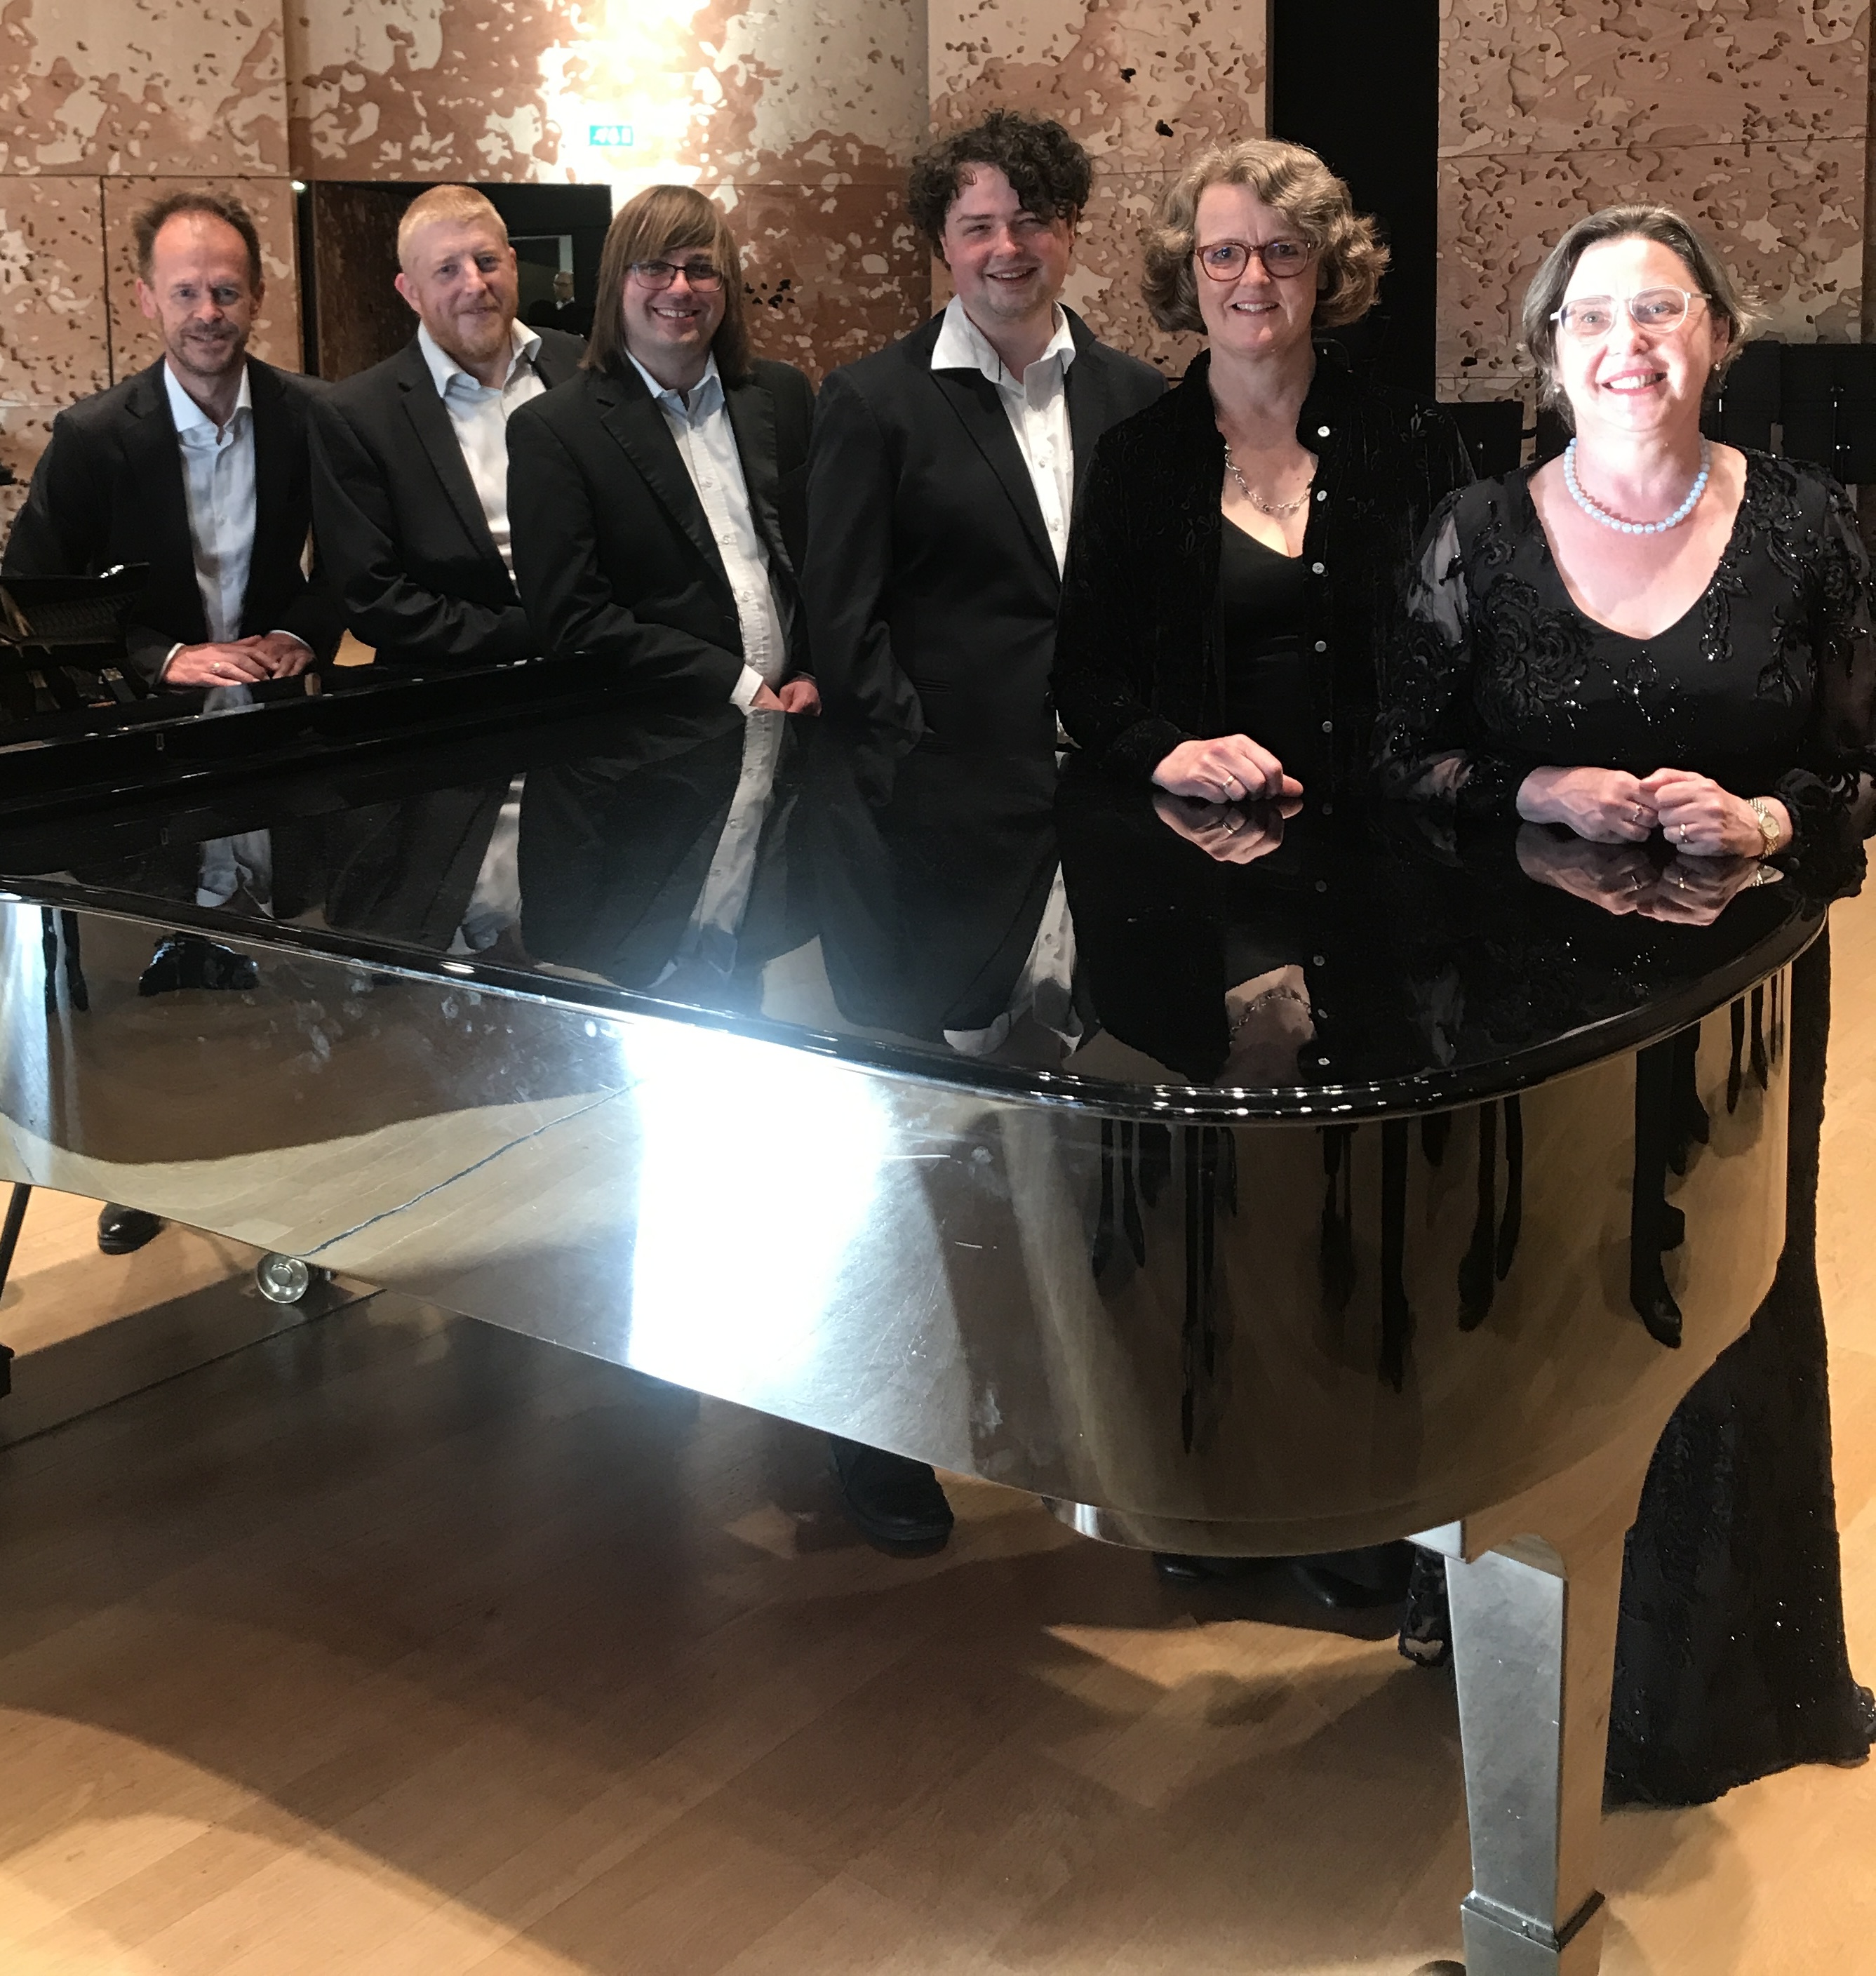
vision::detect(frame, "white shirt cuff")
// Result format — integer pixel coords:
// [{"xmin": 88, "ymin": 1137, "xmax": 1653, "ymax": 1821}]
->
[
  {"xmin": 159, "ymin": 641, "xmax": 184, "ymax": 683},
  {"xmin": 269, "ymin": 630, "xmax": 313, "ymax": 655},
  {"xmin": 730, "ymin": 665, "xmax": 765, "ymax": 711}
]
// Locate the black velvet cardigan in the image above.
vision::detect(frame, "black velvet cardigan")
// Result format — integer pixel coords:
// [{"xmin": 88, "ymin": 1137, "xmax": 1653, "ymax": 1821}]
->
[{"xmin": 1052, "ymin": 346, "xmax": 1474, "ymax": 786}]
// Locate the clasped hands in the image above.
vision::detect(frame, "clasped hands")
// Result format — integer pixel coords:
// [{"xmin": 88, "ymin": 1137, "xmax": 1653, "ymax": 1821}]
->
[
  {"xmin": 749, "ymin": 677, "xmax": 822, "ymax": 714},
  {"xmin": 1515, "ymin": 827, "xmax": 1774, "ymax": 926},
  {"xmin": 1516, "ymin": 764, "xmax": 1788, "ymax": 860},
  {"xmin": 1151, "ymin": 735, "xmax": 1304, "ymax": 864},
  {"xmin": 163, "ymin": 632, "xmax": 314, "ymax": 688}
]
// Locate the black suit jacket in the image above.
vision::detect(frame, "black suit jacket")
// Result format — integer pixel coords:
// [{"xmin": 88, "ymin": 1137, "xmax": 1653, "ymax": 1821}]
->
[
  {"xmin": 309, "ymin": 328, "xmax": 587, "ymax": 669},
  {"xmin": 507, "ymin": 357, "xmax": 814, "ymax": 700},
  {"xmin": 802, "ymin": 309, "xmax": 1165, "ymax": 750},
  {"xmin": 2, "ymin": 356, "xmax": 342, "ymax": 684}
]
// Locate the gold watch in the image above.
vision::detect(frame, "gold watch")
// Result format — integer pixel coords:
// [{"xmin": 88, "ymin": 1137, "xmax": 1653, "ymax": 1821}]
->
[{"xmin": 1747, "ymin": 797, "xmax": 1783, "ymax": 858}]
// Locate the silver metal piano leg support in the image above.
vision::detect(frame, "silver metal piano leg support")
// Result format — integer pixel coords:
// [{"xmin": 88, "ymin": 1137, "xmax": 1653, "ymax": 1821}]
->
[{"xmin": 1445, "ymin": 1521, "xmax": 1626, "ymax": 1975}]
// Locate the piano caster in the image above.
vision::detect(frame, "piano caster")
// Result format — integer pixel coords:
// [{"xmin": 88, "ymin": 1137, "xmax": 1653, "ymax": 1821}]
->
[{"xmin": 255, "ymin": 1253, "xmax": 318, "ymax": 1305}]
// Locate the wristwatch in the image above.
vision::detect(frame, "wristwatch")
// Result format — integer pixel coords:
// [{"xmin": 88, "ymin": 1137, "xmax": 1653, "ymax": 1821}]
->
[{"xmin": 1747, "ymin": 797, "xmax": 1783, "ymax": 858}]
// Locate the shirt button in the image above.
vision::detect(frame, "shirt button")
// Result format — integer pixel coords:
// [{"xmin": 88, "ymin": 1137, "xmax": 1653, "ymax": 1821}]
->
[
  {"xmin": 1311, "ymin": 561, "xmax": 1325, "ymax": 575},
  {"xmin": 1314, "ymin": 880, "xmax": 1329, "ymax": 893},
  {"xmin": 1313, "ymin": 954, "xmax": 1327, "ymax": 968},
  {"xmin": 1317, "ymin": 425, "xmax": 1331, "ymax": 438},
  {"xmin": 1315, "ymin": 489, "xmax": 1327, "ymax": 502},
  {"xmin": 1321, "ymin": 720, "xmax": 1333, "ymax": 734},
  {"xmin": 1314, "ymin": 639, "xmax": 1328, "ymax": 653}
]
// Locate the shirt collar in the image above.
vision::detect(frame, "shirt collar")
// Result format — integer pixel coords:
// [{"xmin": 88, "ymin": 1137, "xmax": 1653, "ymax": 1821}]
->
[
  {"xmin": 931, "ymin": 295, "xmax": 1076, "ymax": 389},
  {"xmin": 163, "ymin": 359, "xmax": 252, "ymax": 439},
  {"xmin": 627, "ymin": 350, "xmax": 724, "ymax": 421},
  {"xmin": 417, "ymin": 319, "xmax": 541, "ymax": 397}
]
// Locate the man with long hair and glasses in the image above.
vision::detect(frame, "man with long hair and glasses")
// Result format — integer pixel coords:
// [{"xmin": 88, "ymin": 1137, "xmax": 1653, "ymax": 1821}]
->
[{"xmin": 507, "ymin": 185, "xmax": 815, "ymax": 712}]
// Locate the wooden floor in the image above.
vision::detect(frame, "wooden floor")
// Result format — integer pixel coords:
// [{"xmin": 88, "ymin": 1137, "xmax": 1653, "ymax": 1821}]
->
[{"xmin": 1, "ymin": 900, "xmax": 1873, "ymax": 1975}]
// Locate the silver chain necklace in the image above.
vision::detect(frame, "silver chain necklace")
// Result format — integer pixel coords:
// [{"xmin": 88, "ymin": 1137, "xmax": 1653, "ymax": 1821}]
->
[{"xmin": 1224, "ymin": 441, "xmax": 1314, "ymax": 517}]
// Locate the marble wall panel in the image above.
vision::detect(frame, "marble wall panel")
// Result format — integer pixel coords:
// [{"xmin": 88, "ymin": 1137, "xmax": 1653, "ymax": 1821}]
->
[
  {"xmin": 930, "ymin": 0, "xmax": 1266, "ymax": 168},
  {"xmin": 102, "ymin": 177, "xmax": 302, "ymax": 379},
  {"xmin": 1439, "ymin": 139, "xmax": 1868, "ymax": 406},
  {"xmin": 288, "ymin": 0, "xmax": 925, "ymax": 189},
  {"xmin": 0, "ymin": 178, "xmax": 112, "ymax": 533},
  {"xmin": 0, "ymin": 0, "xmax": 288, "ymax": 175},
  {"xmin": 1061, "ymin": 171, "xmax": 1201, "ymax": 373},
  {"xmin": 1442, "ymin": 0, "xmax": 1867, "ymax": 159},
  {"xmin": 715, "ymin": 180, "xmax": 926, "ymax": 380}
]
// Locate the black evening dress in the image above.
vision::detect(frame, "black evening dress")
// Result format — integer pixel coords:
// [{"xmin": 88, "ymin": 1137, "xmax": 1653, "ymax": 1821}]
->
[{"xmin": 1376, "ymin": 450, "xmax": 1876, "ymax": 1805}]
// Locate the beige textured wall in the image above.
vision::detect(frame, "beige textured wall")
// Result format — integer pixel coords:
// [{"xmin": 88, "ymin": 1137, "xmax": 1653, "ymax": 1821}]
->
[
  {"xmin": 286, "ymin": 0, "xmax": 931, "ymax": 378},
  {"xmin": 1440, "ymin": 0, "xmax": 1872, "ymax": 412},
  {"xmin": 930, "ymin": 0, "xmax": 1267, "ymax": 370}
]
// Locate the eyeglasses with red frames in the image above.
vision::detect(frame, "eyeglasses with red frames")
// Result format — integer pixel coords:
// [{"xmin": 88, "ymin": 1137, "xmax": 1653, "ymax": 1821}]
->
[{"xmin": 1195, "ymin": 239, "xmax": 1314, "ymax": 281}]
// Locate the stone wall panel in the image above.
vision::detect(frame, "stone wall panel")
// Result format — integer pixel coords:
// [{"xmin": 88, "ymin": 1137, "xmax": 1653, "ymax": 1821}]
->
[{"xmin": 0, "ymin": 0, "xmax": 288, "ymax": 175}]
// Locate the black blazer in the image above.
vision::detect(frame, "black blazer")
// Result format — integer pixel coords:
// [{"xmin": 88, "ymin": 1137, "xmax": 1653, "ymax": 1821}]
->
[
  {"xmin": 309, "ymin": 328, "xmax": 587, "ymax": 669},
  {"xmin": 1054, "ymin": 346, "xmax": 1474, "ymax": 786},
  {"xmin": 802, "ymin": 308, "xmax": 1164, "ymax": 751},
  {"xmin": 507, "ymin": 357, "xmax": 814, "ymax": 700},
  {"xmin": 2, "ymin": 356, "xmax": 342, "ymax": 684}
]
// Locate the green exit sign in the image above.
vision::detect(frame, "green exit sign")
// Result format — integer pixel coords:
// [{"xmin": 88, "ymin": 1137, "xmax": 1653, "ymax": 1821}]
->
[{"xmin": 589, "ymin": 124, "xmax": 635, "ymax": 147}]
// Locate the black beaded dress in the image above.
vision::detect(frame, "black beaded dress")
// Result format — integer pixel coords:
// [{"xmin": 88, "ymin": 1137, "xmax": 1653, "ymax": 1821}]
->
[{"xmin": 1375, "ymin": 450, "xmax": 1876, "ymax": 1805}]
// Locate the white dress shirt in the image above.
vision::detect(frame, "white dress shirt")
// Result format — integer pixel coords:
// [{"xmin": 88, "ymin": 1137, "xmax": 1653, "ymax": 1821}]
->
[
  {"xmin": 163, "ymin": 361, "xmax": 257, "ymax": 645},
  {"xmin": 930, "ymin": 295, "xmax": 1078, "ymax": 573},
  {"xmin": 628, "ymin": 352, "xmax": 789, "ymax": 711},
  {"xmin": 417, "ymin": 321, "xmax": 546, "ymax": 576}
]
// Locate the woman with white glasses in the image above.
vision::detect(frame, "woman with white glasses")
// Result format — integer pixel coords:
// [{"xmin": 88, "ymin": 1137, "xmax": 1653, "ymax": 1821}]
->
[{"xmin": 1379, "ymin": 204, "xmax": 1876, "ymax": 1805}]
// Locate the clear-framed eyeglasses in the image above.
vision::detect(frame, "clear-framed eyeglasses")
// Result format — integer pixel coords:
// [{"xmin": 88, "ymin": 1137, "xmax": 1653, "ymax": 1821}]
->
[
  {"xmin": 1550, "ymin": 288, "xmax": 1709, "ymax": 340},
  {"xmin": 1196, "ymin": 239, "xmax": 1314, "ymax": 282},
  {"xmin": 629, "ymin": 258, "xmax": 726, "ymax": 293}
]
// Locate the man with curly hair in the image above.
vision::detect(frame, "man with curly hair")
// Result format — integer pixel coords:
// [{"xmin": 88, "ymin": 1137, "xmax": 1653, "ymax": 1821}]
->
[
  {"xmin": 803, "ymin": 112, "xmax": 1163, "ymax": 1554},
  {"xmin": 803, "ymin": 110, "xmax": 1164, "ymax": 755}
]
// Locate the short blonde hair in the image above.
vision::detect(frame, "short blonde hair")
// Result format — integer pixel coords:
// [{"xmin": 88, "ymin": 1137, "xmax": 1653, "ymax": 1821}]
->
[
  {"xmin": 397, "ymin": 186, "xmax": 509, "ymax": 272},
  {"xmin": 1142, "ymin": 138, "xmax": 1388, "ymax": 335}
]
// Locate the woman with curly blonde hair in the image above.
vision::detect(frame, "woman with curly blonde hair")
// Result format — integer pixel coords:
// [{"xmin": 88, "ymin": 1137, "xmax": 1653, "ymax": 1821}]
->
[{"xmin": 1054, "ymin": 138, "xmax": 1471, "ymax": 820}]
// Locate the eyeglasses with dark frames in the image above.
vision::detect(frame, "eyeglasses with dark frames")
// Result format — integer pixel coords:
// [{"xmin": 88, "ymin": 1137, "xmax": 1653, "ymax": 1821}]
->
[
  {"xmin": 1196, "ymin": 239, "xmax": 1314, "ymax": 281},
  {"xmin": 629, "ymin": 258, "xmax": 726, "ymax": 293},
  {"xmin": 1550, "ymin": 288, "xmax": 1709, "ymax": 340}
]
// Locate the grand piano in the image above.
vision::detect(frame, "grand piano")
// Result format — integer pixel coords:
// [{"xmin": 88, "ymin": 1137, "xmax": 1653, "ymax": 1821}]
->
[{"xmin": 0, "ymin": 630, "xmax": 1821, "ymax": 1975}]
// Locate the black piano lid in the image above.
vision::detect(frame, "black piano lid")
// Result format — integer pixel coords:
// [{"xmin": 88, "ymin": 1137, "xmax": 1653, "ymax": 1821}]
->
[{"xmin": 0, "ymin": 687, "xmax": 1825, "ymax": 1124}]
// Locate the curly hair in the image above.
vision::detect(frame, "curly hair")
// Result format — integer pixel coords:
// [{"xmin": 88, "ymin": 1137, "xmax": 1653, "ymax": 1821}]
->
[
  {"xmin": 133, "ymin": 190, "xmax": 264, "ymax": 291},
  {"xmin": 1520, "ymin": 204, "xmax": 1759, "ymax": 418},
  {"xmin": 907, "ymin": 110, "xmax": 1093, "ymax": 255},
  {"xmin": 1141, "ymin": 139, "xmax": 1387, "ymax": 335}
]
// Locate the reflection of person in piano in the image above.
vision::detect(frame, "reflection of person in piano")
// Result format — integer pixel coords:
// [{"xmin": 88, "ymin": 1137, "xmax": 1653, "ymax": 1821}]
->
[
  {"xmin": 3, "ymin": 188, "xmax": 345, "ymax": 1259},
  {"xmin": 1053, "ymin": 139, "xmax": 1470, "ymax": 803},
  {"xmin": 2, "ymin": 189, "xmax": 340, "ymax": 693},
  {"xmin": 1376, "ymin": 203, "xmax": 1876, "ymax": 1803},
  {"xmin": 309, "ymin": 185, "xmax": 587, "ymax": 672},
  {"xmin": 507, "ymin": 186, "xmax": 818, "ymax": 716}
]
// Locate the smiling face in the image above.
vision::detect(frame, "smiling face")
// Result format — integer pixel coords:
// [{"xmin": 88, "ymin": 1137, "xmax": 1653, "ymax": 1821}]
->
[
  {"xmin": 1552, "ymin": 234, "xmax": 1728, "ymax": 438},
  {"xmin": 135, "ymin": 213, "xmax": 260, "ymax": 389},
  {"xmin": 619, "ymin": 243, "xmax": 727, "ymax": 386},
  {"xmin": 394, "ymin": 217, "xmax": 519, "ymax": 372},
  {"xmin": 939, "ymin": 165, "xmax": 1076, "ymax": 335},
  {"xmin": 1191, "ymin": 183, "xmax": 1318, "ymax": 363}
]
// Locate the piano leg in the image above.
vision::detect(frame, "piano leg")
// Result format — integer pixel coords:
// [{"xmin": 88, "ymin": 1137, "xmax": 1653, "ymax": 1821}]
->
[{"xmin": 1443, "ymin": 1518, "xmax": 1626, "ymax": 1975}]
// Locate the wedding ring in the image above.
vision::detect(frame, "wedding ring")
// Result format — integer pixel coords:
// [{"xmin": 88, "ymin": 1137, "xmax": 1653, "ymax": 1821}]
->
[
  {"xmin": 1631, "ymin": 805, "xmax": 1644, "ymax": 824},
  {"xmin": 1677, "ymin": 822, "xmax": 1690, "ymax": 843}
]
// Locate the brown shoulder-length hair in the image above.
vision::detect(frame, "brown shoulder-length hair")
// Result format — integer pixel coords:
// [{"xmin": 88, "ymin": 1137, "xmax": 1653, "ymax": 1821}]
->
[
  {"xmin": 585, "ymin": 185, "xmax": 753, "ymax": 385},
  {"xmin": 1142, "ymin": 138, "xmax": 1388, "ymax": 335}
]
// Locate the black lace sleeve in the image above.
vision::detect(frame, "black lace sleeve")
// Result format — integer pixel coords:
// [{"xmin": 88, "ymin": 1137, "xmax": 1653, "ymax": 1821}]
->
[
  {"xmin": 1373, "ymin": 493, "xmax": 1529, "ymax": 817},
  {"xmin": 1774, "ymin": 477, "xmax": 1876, "ymax": 850}
]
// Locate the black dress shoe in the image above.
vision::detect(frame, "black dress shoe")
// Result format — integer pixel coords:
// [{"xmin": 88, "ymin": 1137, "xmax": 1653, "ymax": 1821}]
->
[
  {"xmin": 829, "ymin": 1436, "xmax": 953, "ymax": 1554},
  {"xmin": 1289, "ymin": 1540, "xmax": 1416, "ymax": 1610},
  {"xmin": 1153, "ymin": 1553, "xmax": 1271, "ymax": 1585},
  {"xmin": 138, "ymin": 935, "xmax": 258, "ymax": 997},
  {"xmin": 97, "ymin": 1203, "xmax": 163, "ymax": 1255}
]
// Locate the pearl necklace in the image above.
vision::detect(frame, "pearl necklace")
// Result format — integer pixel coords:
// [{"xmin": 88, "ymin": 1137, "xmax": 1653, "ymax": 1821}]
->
[
  {"xmin": 1563, "ymin": 437, "xmax": 1710, "ymax": 535},
  {"xmin": 1224, "ymin": 441, "xmax": 1313, "ymax": 517}
]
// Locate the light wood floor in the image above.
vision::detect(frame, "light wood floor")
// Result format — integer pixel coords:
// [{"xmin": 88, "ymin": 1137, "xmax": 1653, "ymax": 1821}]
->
[{"xmin": 1, "ymin": 895, "xmax": 1873, "ymax": 1975}]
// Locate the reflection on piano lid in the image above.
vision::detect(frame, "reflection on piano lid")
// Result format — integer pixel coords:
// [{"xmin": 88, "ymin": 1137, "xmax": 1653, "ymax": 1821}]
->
[{"xmin": 0, "ymin": 674, "xmax": 1828, "ymax": 1123}]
